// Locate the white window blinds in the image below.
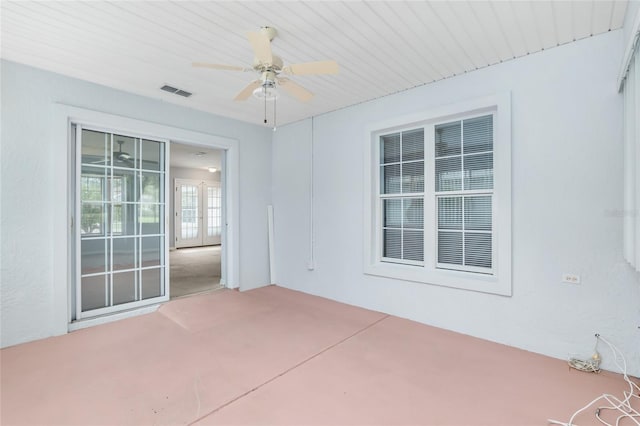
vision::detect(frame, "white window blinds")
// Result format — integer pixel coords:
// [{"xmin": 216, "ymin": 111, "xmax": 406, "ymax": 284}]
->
[
  {"xmin": 436, "ymin": 115, "xmax": 494, "ymax": 273},
  {"xmin": 623, "ymin": 40, "xmax": 640, "ymax": 273},
  {"xmin": 380, "ymin": 129, "xmax": 425, "ymax": 263}
]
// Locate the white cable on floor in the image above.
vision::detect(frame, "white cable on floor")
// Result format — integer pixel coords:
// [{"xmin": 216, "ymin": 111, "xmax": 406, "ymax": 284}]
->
[{"xmin": 548, "ymin": 334, "xmax": 640, "ymax": 426}]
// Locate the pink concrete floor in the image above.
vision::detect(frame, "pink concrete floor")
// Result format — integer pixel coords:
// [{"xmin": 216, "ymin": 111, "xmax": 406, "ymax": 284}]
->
[{"xmin": 1, "ymin": 285, "xmax": 636, "ymax": 425}]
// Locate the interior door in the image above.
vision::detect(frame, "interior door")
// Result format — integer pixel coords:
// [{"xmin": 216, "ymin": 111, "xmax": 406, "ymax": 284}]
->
[
  {"xmin": 175, "ymin": 179, "xmax": 220, "ymax": 248},
  {"xmin": 204, "ymin": 182, "xmax": 222, "ymax": 245},
  {"xmin": 175, "ymin": 179, "xmax": 202, "ymax": 248}
]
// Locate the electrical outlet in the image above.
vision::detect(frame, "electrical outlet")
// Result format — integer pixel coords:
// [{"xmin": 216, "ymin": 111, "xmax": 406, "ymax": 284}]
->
[{"xmin": 562, "ymin": 273, "xmax": 581, "ymax": 284}]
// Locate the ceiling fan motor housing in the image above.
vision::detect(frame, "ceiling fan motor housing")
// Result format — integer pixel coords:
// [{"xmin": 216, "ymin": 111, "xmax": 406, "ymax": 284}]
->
[
  {"xmin": 260, "ymin": 70, "xmax": 277, "ymax": 86},
  {"xmin": 253, "ymin": 54, "xmax": 283, "ymax": 72}
]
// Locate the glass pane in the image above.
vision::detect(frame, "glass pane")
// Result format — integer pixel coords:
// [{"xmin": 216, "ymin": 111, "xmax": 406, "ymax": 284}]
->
[
  {"xmin": 81, "ymin": 129, "xmax": 109, "ymax": 165},
  {"xmin": 403, "ymin": 198, "xmax": 423, "ymax": 229},
  {"xmin": 112, "ymin": 135, "xmax": 137, "ymax": 169},
  {"xmin": 383, "ymin": 199, "xmax": 401, "ymax": 228},
  {"xmin": 113, "ymin": 237, "xmax": 136, "ymax": 271},
  {"xmin": 438, "ymin": 231, "xmax": 463, "ymax": 265},
  {"xmin": 435, "ymin": 121, "xmax": 461, "ymax": 157},
  {"xmin": 383, "ymin": 229, "xmax": 401, "ymax": 259},
  {"xmin": 81, "ymin": 238, "xmax": 109, "ymax": 275},
  {"xmin": 465, "ymin": 233, "xmax": 492, "ymax": 268},
  {"xmin": 112, "ymin": 203, "xmax": 137, "ymax": 236},
  {"xmin": 207, "ymin": 186, "xmax": 221, "ymax": 237},
  {"xmin": 381, "ymin": 164, "xmax": 400, "ymax": 194},
  {"xmin": 403, "ymin": 230, "xmax": 424, "ymax": 261},
  {"xmin": 402, "ymin": 129, "xmax": 424, "ymax": 162},
  {"xmin": 181, "ymin": 184, "xmax": 199, "ymax": 239},
  {"xmin": 141, "ymin": 139, "xmax": 163, "ymax": 171},
  {"xmin": 208, "ymin": 209, "xmax": 218, "ymax": 237},
  {"xmin": 111, "ymin": 169, "xmax": 137, "ymax": 203},
  {"xmin": 141, "ymin": 204, "xmax": 163, "ymax": 235},
  {"xmin": 464, "ymin": 196, "xmax": 492, "ymax": 231},
  {"xmin": 141, "ymin": 236, "xmax": 162, "ymax": 267},
  {"xmin": 81, "ymin": 203, "xmax": 107, "ymax": 235},
  {"xmin": 435, "ymin": 157, "xmax": 462, "ymax": 192},
  {"xmin": 81, "ymin": 274, "xmax": 108, "ymax": 311},
  {"xmin": 113, "ymin": 271, "xmax": 136, "ymax": 305},
  {"xmin": 81, "ymin": 166, "xmax": 107, "ymax": 202},
  {"xmin": 141, "ymin": 172, "xmax": 162, "ymax": 203},
  {"xmin": 141, "ymin": 268, "xmax": 163, "ymax": 299},
  {"xmin": 463, "ymin": 115, "xmax": 493, "ymax": 154},
  {"xmin": 402, "ymin": 161, "xmax": 424, "ymax": 193},
  {"xmin": 463, "ymin": 153, "xmax": 493, "ymax": 190},
  {"xmin": 381, "ymin": 133, "xmax": 400, "ymax": 164},
  {"xmin": 438, "ymin": 197, "xmax": 462, "ymax": 230}
]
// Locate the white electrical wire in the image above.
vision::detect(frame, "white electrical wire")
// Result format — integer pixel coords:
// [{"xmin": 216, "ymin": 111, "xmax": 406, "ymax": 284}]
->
[{"xmin": 548, "ymin": 335, "xmax": 640, "ymax": 426}]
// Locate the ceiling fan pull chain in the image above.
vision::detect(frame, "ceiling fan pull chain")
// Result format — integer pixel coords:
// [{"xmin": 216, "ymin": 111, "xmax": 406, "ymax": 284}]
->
[
  {"xmin": 264, "ymin": 87, "xmax": 267, "ymax": 124},
  {"xmin": 273, "ymin": 97, "xmax": 277, "ymax": 132}
]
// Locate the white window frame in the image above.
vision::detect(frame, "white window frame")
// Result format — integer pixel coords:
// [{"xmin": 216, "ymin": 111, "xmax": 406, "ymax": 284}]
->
[{"xmin": 363, "ymin": 93, "xmax": 512, "ymax": 296}]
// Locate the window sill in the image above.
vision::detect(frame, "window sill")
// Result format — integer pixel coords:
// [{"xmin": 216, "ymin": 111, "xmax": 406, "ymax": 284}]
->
[{"xmin": 364, "ymin": 261, "xmax": 511, "ymax": 296}]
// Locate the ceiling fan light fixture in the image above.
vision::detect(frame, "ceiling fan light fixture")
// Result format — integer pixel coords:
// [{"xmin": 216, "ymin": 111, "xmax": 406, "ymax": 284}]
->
[{"xmin": 252, "ymin": 84, "xmax": 278, "ymax": 100}]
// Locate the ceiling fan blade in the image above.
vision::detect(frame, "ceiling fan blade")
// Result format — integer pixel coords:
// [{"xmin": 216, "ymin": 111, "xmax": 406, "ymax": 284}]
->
[
  {"xmin": 234, "ymin": 80, "xmax": 263, "ymax": 101},
  {"xmin": 192, "ymin": 62, "xmax": 248, "ymax": 72},
  {"xmin": 246, "ymin": 31, "xmax": 273, "ymax": 64},
  {"xmin": 278, "ymin": 78, "xmax": 314, "ymax": 102},
  {"xmin": 282, "ymin": 60, "xmax": 339, "ymax": 76}
]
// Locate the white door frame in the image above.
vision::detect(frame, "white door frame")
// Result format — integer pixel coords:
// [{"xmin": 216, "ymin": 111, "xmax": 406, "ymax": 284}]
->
[{"xmin": 55, "ymin": 104, "xmax": 241, "ymax": 332}]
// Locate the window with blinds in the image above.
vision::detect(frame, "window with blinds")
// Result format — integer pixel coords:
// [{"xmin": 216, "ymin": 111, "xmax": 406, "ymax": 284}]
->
[
  {"xmin": 380, "ymin": 129, "xmax": 425, "ymax": 263},
  {"xmin": 366, "ymin": 94, "xmax": 510, "ymax": 294},
  {"xmin": 377, "ymin": 115, "xmax": 494, "ymax": 273},
  {"xmin": 435, "ymin": 115, "xmax": 494, "ymax": 273}
]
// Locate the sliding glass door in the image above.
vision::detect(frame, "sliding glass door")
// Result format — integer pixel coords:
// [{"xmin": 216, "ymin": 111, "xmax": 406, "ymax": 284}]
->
[{"xmin": 75, "ymin": 125, "xmax": 169, "ymax": 319}]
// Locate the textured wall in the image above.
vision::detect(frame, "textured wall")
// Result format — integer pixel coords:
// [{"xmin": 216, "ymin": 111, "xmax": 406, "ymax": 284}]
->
[{"xmin": 272, "ymin": 31, "xmax": 640, "ymax": 375}]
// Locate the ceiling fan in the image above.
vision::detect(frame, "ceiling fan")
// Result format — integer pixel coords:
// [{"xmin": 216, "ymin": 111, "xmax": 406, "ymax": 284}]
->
[
  {"xmin": 114, "ymin": 140, "xmax": 133, "ymax": 165},
  {"xmin": 90, "ymin": 140, "xmax": 133, "ymax": 166},
  {"xmin": 193, "ymin": 26, "xmax": 339, "ymax": 103}
]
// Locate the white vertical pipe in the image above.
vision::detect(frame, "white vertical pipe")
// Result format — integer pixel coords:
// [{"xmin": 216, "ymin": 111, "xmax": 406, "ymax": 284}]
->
[
  {"xmin": 635, "ymin": 47, "xmax": 640, "ymax": 271},
  {"xmin": 267, "ymin": 205, "xmax": 276, "ymax": 284},
  {"xmin": 308, "ymin": 117, "xmax": 315, "ymax": 271}
]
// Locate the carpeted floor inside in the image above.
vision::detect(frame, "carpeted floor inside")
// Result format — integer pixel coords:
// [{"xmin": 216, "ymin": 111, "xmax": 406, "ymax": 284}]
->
[
  {"xmin": 1, "ymin": 286, "xmax": 636, "ymax": 425},
  {"xmin": 170, "ymin": 245, "xmax": 222, "ymax": 299}
]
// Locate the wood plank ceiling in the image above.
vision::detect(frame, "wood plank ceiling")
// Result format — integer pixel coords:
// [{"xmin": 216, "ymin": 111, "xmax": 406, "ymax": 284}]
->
[{"xmin": 0, "ymin": 1, "xmax": 629, "ymax": 127}]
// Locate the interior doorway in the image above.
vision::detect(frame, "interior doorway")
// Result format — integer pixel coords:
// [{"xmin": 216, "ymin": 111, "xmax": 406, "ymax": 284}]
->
[{"xmin": 169, "ymin": 143, "xmax": 225, "ymax": 299}]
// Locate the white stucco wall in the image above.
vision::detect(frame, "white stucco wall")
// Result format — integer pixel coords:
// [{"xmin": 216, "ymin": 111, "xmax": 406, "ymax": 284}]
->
[
  {"xmin": 0, "ymin": 60, "xmax": 272, "ymax": 348},
  {"xmin": 272, "ymin": 31, "xmax": 640, "ymax": 375}
]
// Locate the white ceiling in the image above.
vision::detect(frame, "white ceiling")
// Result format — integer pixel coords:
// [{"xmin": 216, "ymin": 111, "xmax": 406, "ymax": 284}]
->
[
  {"xmin": 0, "ymin": 1, "xmax": 630, "ymax": 127},
  {"xmin": 170, "ymin": 142, "xmax": 222, "ymax": 170}
]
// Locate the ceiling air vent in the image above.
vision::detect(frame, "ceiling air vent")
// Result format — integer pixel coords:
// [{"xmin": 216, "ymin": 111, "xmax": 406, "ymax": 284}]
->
[{"xmin": 160, "ymin": 85, "xmax": 192, "ymax": 98}]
